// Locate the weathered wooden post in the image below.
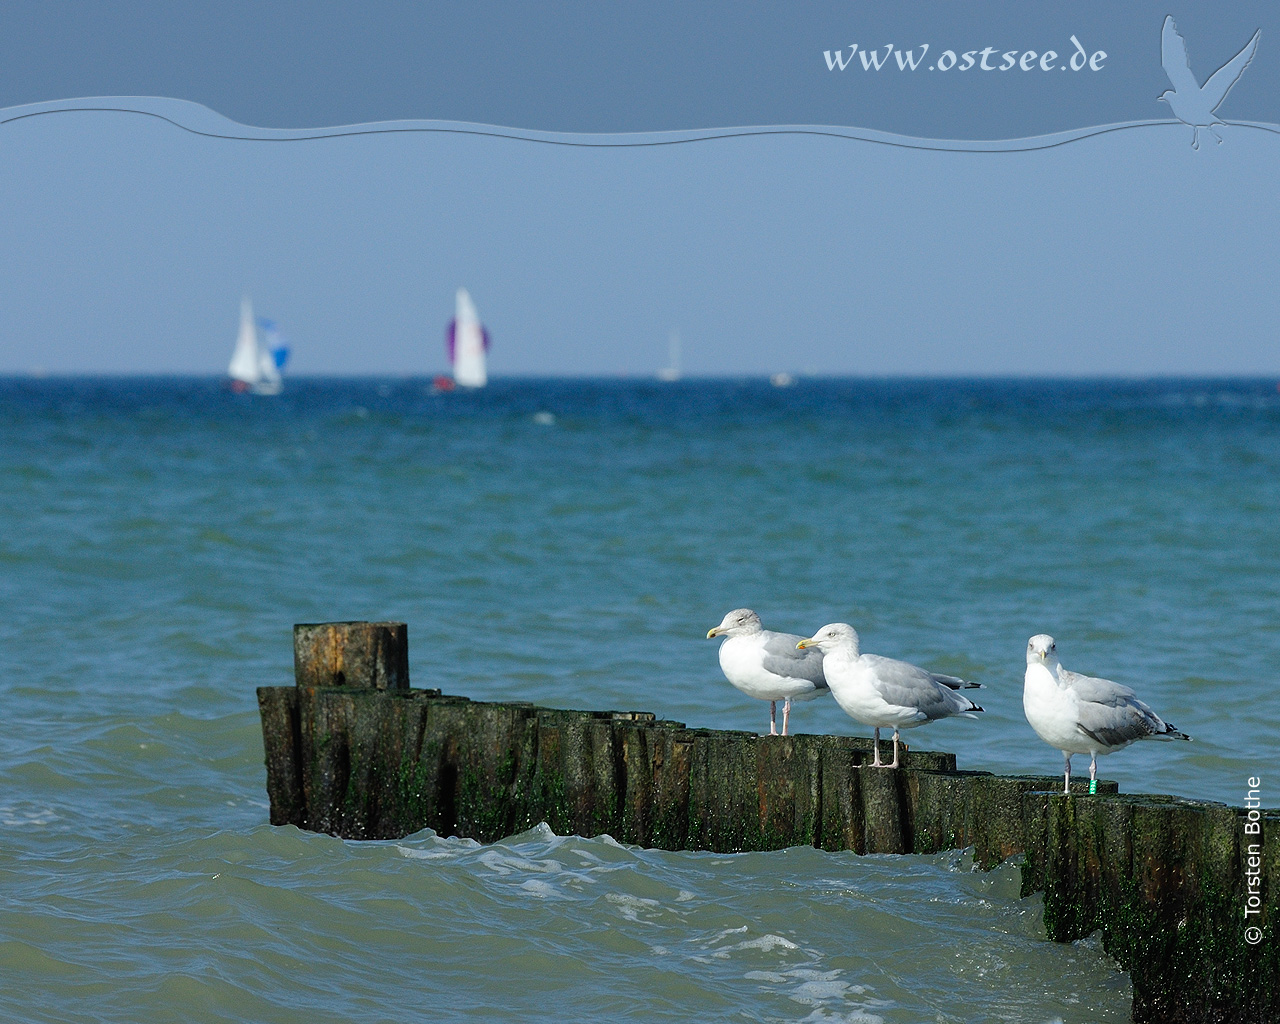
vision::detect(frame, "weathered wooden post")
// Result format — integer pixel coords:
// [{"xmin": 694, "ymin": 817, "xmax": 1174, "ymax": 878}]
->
[
  {"xmin": 259, "ymin": 621, "xmax": 417, "ymax": 833},
  {"xmin": 292, "ymin": 621, "xmax": 409, "ymax": 690}
]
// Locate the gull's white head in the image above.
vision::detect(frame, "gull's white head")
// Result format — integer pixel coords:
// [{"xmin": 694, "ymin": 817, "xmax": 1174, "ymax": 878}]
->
[
  {"xmin": 1026, "ymin": 634, "xmax": 1059, "ymax": 668},
  {"xmin": 797, "ymin": 622, "xmax": 859, "ymax": 654},
  {"xmin": 707, "ymin": 608, "xmax": 762, "ymax": 639}
]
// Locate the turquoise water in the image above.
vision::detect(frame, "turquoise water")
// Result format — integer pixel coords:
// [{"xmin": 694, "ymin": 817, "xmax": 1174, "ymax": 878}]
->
[{"xmin": 3, "ymin": 376, "xmax": 1277, "ymax": 1022}]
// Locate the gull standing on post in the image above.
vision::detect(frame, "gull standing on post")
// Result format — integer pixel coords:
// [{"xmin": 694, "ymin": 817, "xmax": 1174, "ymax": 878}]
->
[
  {"xmin": 797, "ymin": 623, "xmax": 982, "ymax": 768},
  {"xmin": 1024, "ymin": 634, "xmax": 1191, "ymax": 794},
  {"xmin": 706, "ymin": 609, "xmax": 828, "ymax": 736}
]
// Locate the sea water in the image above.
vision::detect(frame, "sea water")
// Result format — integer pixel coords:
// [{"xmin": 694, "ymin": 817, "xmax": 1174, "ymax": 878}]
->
[{"xmin": 2, "ymin": 376, "xmax": 1277, "ymax": 1022}]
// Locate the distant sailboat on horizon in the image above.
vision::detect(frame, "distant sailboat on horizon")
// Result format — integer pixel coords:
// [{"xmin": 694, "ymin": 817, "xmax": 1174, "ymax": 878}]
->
[
  {"xmin": 227, "ymin": 297, "xmax": 288, "ymax": 395},
  {"xmin": 658, "ymin": 329, "xmax": 681, "ymax": 381},
  {"xmin": 437, "ymin": 288, "xmax": 489, "ymax": 390}
]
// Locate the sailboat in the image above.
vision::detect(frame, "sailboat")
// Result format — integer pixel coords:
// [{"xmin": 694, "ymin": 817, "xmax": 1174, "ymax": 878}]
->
[
  {"xmin": 440, "ymin": 288, "xmax": 489, "ymax": 389},
  {"xmin": 227, "ymin": 297, "xmax": 285, "ymax": 395},
  {"xmin": 657, "ymin": 329, "xmax": 681, "ymax": 381}
]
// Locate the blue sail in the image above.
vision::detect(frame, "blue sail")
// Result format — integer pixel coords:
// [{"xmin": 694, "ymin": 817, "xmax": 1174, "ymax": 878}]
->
[{"xmin": 256, "ymin": 316, "xmax": 290, "ymax": 370}]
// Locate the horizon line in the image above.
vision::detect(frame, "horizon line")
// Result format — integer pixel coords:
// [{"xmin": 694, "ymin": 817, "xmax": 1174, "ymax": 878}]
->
[{"xmin": 6, "ymin": 371, "xmax": 1280, "ymax": 383}]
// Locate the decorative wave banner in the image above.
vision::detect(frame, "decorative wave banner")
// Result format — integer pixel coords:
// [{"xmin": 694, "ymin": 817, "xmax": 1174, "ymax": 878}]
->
[{"xmin": 5, "ymin": 96, "xmax": 1279, "ymax": 154}]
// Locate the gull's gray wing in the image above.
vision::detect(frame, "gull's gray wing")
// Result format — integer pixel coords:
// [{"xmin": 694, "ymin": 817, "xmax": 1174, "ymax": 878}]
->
[
  {"xmin": 1074, "ymin": 694, "xmax": 1168, "ymax": 748},
  {"xmin": 1057, "ymin": 667, "xmax": 1138, "ymax": 705},
  {"xmin": 1162, "ymin": 16, "xmax": 1199, "ymax": 94},
  {"xmin": 1203, "ymin": 28, "xmax": 1260, "ymax": 112},
  {"xmin": 1060, "ymin": 667, "xmax": 1169, "ymax": 747},
  {"xmin": 759, "ymin": 630, "xmax": 828, "ymax": 687},
  {"xmin": 863, "ymin": 655, "xmax": 980, "ymax": 720}
]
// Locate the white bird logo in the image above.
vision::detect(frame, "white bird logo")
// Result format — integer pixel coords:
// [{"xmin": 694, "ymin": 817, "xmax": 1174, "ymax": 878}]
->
[{"xmin": 1159, "ymin": 15, "xmax": 1261, "ymax": 150}]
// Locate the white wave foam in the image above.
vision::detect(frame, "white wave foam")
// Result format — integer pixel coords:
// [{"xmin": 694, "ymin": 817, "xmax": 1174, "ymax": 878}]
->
[
  {"xmin": 744, "ymin": 970, "xmax": 789, "ymax": 983},
  {"xmin": 604, "ymin": 892, "xmax": 662, "ymax": 922},
  {"xmin": 720, "ymin": 933, "xmax": 800, "ymax": 955},
  {"xmin": 519, "ymin": 879, "xmax": 567, "ymax": 899},
  {"xmin": 746, "ymin": 966, "xmax": 882, "ymax": 1019},
  {"xmin": 395, "ymin": 834, "xmax": 481, "ymax": 860},
  {"xmin": 0, "ymin": 804, "xmax": 58, "ymax": 827}
]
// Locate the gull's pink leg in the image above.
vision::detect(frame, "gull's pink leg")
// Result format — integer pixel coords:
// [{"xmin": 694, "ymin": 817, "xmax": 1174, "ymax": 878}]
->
[
  {"xmin": 769, "ymin": 701, "xmax": 778, "ymax": 736},
  {"xmin": 1063, "ymin": 753, "xmax": 1072, "ymax": 794},
  {"xmin": 781, "ymin": 698, "xmax": 792, "ymax": 736},
  {"xmin": 870, "ymin": 727, "xmax": 883, "ymax": 767},
  {"xmin": 889, "ymin": 728, "xmax": 901, "ymax": 769}
]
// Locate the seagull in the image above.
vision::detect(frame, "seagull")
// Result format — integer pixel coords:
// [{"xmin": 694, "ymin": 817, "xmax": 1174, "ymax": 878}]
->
[
  {"xmin": 1159, "ymin": 15, "xmax": 1260, "ymax": 150},
  {"xmin": 706, "ymin": 608, "xmax": 828, "ymax": 736},
  {"xmin": 1024, "ymin": 634, "xmax": 1191, "ymax": 794},
  {"xmin": 797, "ymin": 623, "xmax": 982, "ymax": 768}
]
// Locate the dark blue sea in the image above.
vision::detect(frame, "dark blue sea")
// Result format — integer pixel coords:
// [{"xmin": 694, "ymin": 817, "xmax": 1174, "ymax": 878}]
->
[{"xmin": 3, "ymin": 376, "xmax": 1277, "ymax": 1022}]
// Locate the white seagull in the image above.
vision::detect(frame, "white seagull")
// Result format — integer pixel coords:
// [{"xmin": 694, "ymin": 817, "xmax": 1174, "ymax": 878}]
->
[
  {"xmin": 797, "ymin": 623, "xmax": 982, "ymax": 768},
  {"xmin": 1159, "ymin": 15, "xmax": 1260, "ymax": 150},
  {"xmin": 1024, "ymin": 634, "xmax": 1191, "ymax": 794},
  {"xmin": 706, "ymin": 608, "xmax": 828, "ymax": 736}
]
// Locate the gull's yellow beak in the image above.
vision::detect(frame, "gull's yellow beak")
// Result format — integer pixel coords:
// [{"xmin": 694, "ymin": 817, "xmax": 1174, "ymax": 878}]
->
[
  {"xmin": 796, "ymin": 638, "xmax": 812, "ymax": 649},
  {"xmin": 706, "ymin": 627, "xmax": 720, "ymax": 639}
]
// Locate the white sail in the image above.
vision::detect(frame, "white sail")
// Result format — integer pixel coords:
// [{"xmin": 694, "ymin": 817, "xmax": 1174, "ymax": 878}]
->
[
  {"xmin": 228, "ymin": 297, "xmax": 260, "ymax": 384},
  {"xmin": 452, "ymin": 288, "xmax": 488, "ymax": 388},
  {"xmin": 658, "ymin": 329, "xmax": 681, "ymax": 381}
]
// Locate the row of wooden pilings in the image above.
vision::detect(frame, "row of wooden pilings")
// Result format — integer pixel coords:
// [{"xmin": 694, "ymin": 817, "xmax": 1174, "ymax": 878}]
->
[{"xmin": 258, "ymin": 622, "xmax": 1277, "ymax": 1023}]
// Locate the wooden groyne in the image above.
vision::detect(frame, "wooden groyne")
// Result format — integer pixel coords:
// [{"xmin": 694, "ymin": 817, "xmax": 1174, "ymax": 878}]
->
[{"xmin": 259, "ymin": 622, "xmax": 1277, "ymax": 1024}]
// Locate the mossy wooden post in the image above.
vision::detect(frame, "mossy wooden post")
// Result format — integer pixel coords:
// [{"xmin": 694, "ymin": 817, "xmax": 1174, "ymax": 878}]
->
[
  {"xmin": 260, "ymin": 621, "xmax": 410, "ymax": 834},
  {"xmin": 258, "ymin": 685, "xmax": 304, "ymax": 827},
  {"xmin": 1026, "ymin": 793, "xmax": 1279, "ymax": 1024}
]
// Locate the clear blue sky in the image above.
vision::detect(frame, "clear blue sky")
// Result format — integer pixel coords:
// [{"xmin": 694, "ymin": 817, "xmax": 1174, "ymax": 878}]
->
[{"xmin": 0, "ymin": 2, "xmax": 1276, "ymax": 376}]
